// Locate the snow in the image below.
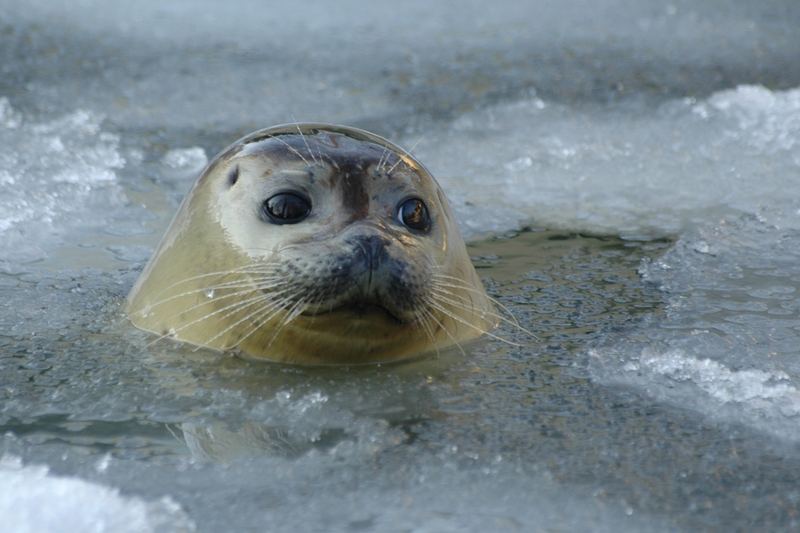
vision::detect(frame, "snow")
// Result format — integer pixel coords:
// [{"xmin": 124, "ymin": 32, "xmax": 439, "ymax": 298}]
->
[{"xmin": 0, "ymin": 456, "xmax": 194, "ymax": 533}]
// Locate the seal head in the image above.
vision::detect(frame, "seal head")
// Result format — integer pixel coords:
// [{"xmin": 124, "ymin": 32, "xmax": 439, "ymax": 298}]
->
[{"xmin": 126, "ymin": 123, "xmax": 495, "ymax": 364}]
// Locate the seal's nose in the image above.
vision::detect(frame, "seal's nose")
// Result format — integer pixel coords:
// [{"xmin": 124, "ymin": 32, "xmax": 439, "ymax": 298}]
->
[{"xmin": 350, "ymin": 235, "xmax": 390, "ymax": 271}]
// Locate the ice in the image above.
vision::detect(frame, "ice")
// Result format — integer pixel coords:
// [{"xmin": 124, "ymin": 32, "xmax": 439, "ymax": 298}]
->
[
  {"xmin": 2, "ymin": 0, "xmax": 799, "ymax": 133},
  {"xmin": 0, "ymin": 455, "xmax": 194, "ymax": 533},
  {"xmin": 589, "ymin": 204, "xmax": 800, "ymax": 439},
  {"xmin": 592, "ymin": 347, "xmax": 800, "ymax": 438},
  {"xmin": 408, "ymin": 84, "xmax": 800, "ymax": 240},
  {"xmin": 0, "ymin": 99, "xmax": 127, "ymax": 265},
  {"xmin": 620, "ymin": 351, "xmax": 798, "ymax": 405},
  {"xmin": 700, "ymin": 85, "xmax": 800, "ymax": 152}
]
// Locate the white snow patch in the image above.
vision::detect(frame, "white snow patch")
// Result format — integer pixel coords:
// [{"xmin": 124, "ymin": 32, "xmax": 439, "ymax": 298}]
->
[
  {"xmin": 591, "ymin": 346, "xmax": 800, "ymax": 440},
  {"xmin": 0, "ymin": 455, "xmax": 195, "ymax": 533},
  {"xmin": 619, "ymin": 349, "xmax": 800, "ymax": 407},
  {"xmin": 699, "ymin": 85, "xmax": 800, "ymax": 152}
]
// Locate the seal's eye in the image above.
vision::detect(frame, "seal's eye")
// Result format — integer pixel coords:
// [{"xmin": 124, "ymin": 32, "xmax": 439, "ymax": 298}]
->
[
  {"xmin": 397, "ymin": 197, "xmax": 431, "ymax": 232},
  {"xmin": 262, "ymin": 192, "xmax": 311, "ymax": 224}
]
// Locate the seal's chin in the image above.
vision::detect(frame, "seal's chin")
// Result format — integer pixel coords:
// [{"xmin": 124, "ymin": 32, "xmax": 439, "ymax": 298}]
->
[{"xmin": 301, "ymin": 299, "xmax": 406, "ymax": 324}]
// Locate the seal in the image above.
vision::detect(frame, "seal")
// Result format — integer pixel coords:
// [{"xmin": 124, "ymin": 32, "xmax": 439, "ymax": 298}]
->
[{"xmin": 126, "ymin": 123, "xmax": 498, "ymax": 364}]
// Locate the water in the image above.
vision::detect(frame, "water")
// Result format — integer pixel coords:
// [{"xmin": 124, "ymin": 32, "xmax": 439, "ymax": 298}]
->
[{"xmin": 1, "ymin": 1, "xmax": 800, "ymax": 531}]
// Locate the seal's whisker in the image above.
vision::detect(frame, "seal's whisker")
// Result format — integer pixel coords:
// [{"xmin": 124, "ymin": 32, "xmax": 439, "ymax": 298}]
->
[
  {"xmin": 150, "ymin": 292, "xmax": 272, "ymax": 348},
  {"xmin": 187, "ymin": 283, "xmax": 291, "ymax": 316},
  {"xmin": 276, "ymin": 296, "xmax": 307, "ymax": 329},
  {"xmin": 153, "ymin": 284, "xmax": 282, "ymax": 330},
  {"xmin": 429, "ymin": 286, "xmax": 538, "ymax": 339},
  {"xmin": 414, "ymin": 309, "xmax": 440, "ymax": 358},
  {"xmin": 292, "ymin": 121, "xmax": 319, "ymax": 165},
  {"xmin": 314, "ymin": 136, "xmax": 325, "ymax": 166},
  {"xmin": 420, "ymin": 305, "xmax": 465, "ymax": 357},
  {"xmin": 141, "ymin": 275, "xmax": 284, "ymax": 312},
  {"xmin": 305, "ymin": 283, "xmax": 331, "ymax": 307},
  {"xmin": 159, "ymin": 274, "xmax": 281, "ymax": 301},
  {"xmin": 376, "ymin": 146, "xmax": 390, "ymax": 172},
  {"xmin": 304, "ymin": 283, "xmax": 337, "ymax": 326},
  {"xmin": 431, "ymin": 273, "xmax": 523, "ymax": 328},
  {"xmin": 387, "ymin": 135, "xmax": 424, "ymax": 174},
  {"xmin": 429, "ymin": 285, "xmax": 477, "ymax": 308},
  {"xmin": 210, "ymin": 295, "xmax": 292, "ymax": 349},
  {"xmin": 426, "ymin": 299, "xmax": 525, "ymax": 348},
  {"xmin": 164, "ymin": 263, "xmax": 281, "ymax": 285},
  {"xmin": 432, "ymin": 279, "xmax": 521, "ymax": 324},
  {"xmin": 224, "ymin": 303, "xmax": 282, "ymax": 351},
  {"xmin": 150, "ymin": 265, "xmax": 282, "ymax": 299},
  {"xmin": 239, "ymin": 247, "xmax": 285, "ymax": 254},
  {"xmin": 216, "ymin": 305, "xmax": 277, "ymax": 351},
  {"xmin": 228, "ymin": 296, "xmax": 295, "ymax": 350},
  {"xmin": 266, "ymin": 296, "xmax": 308, "ymax": 348},
  {"xmin": 147, "ymin": 290, "xmax": 264, "ymax": 348},
  {"xmin": 268, "ymin": 134, "xmax": 312, "ymax": 166},
  {"xmin": 286, "ymin": 297, "xmax": 308, "ymax": 323},
  {"xmin": 151, "ymin": 286, "xmax": 295, "ymax": 348},
  {"xmin": 204, "ymin": 292, "xmax": 285, "ymax": 325},
  {"xmin": 201, "ymin": 286, "xmax": 296, "ymax": 348}
]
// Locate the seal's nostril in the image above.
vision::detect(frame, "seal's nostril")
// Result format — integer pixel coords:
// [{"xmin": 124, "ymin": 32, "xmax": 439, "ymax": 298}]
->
[
  {"xmin": 365, "ymin": 235, "xmax": 389, "ymax": 265},
  {"xmin": 350, "ymin": 235, "xmax": 390, "ymax": 270}
]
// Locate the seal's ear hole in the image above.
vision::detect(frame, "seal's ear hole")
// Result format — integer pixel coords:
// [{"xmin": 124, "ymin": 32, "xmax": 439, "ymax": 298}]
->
[
  {"xmin": 227, "ymin": 165, "xmax": 239, "ymax": 187},
  {"xmin": 397, "ymin": 197, "xmax": 431, "ymax": 233},
  {"xmin": 261, "ymin": 192, "xmax": 312, "ymax": 225}
]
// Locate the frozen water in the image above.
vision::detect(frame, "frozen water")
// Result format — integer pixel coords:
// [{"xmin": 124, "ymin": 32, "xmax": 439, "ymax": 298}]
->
[
  {"xmin": 2, "ymin": 0, "xmax": 799, "ymax": 132},
  {"xmin": 590, "ymin": 207, "xmax": 800, "ymax": 441},
  {"xmin": 411, "ymin": 84, "xmax": 800, "ymax": 239},
  {"xmin": 2, "ymin": 0, "xmax": 800, "ymax": 531},
  {"xmin": 0, "ymin": 100, "xmax": 128, "ymax": 265},
  {"xmin": 0, "ymin": 455, "xmax": 194, "ymax": 533}
]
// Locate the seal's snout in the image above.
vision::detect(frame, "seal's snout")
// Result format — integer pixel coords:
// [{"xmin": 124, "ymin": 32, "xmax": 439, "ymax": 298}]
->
[
  {"xmin": 346, "ymin": 234, "xmax": 393, "ymax": 297},
  {"xmin": 350, "ymin": 234, "xmax": 390, "ymax": 272}
]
